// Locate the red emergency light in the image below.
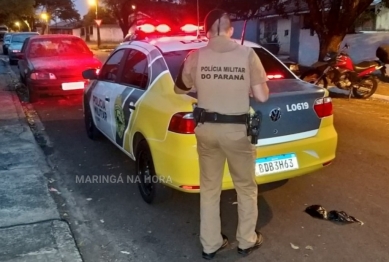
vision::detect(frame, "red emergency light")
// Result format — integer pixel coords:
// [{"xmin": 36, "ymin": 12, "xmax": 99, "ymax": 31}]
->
[
  {"xmin": 181, "ymin": 24, "xmax": 198, "ymax": 32},
  {"xmin": 138, "ymin": 23, "xmax": 171, "ymax": 33}
]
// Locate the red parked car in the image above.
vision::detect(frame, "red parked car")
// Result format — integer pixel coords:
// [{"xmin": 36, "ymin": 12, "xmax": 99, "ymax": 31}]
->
[{"xmin": 17, "ymin": 34, "xmax": 102, "ymax": 102}]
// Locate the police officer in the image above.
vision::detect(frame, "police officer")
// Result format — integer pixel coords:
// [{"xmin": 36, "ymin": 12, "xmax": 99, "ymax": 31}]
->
[{"xmin": 174, "ymin": 9, "xmax": 269, "ymax": 260}]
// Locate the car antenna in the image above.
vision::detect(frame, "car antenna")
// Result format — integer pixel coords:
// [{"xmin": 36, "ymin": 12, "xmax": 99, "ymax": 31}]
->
[
  {"xmin": 196, "ymin": 0, "xmax": 200, "ymax": 38},
  {"xmin": 240, "ymin": 19, "xmax": 248, "ymax": 45}
]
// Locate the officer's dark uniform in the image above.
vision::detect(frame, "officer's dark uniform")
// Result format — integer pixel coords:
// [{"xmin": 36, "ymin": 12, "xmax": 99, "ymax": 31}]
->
[{"xmin": 174, "ymin": 9, "xmax": 268, "ymax": 260}]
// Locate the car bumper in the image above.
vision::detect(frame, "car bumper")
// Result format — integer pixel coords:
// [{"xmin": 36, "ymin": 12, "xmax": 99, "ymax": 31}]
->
[
  {"xmin": 149, "ymin": 116, "xmax": 338, "ymax": 193},
  {"xmin": 8, "ymin": 52, "xmax": 18, "ymax": 61},
  {"xmin": 27, "ymin": 79, "xmax": 88, "ymax": 95}
]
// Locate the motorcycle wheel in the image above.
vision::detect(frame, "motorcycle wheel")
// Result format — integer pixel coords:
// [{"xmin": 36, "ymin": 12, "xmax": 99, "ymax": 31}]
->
[
  {"xmin": 352, "ymin": 76, "xmax": 378, "ymax": 99},
  {"xmin": 300, "ymin": 69, "xmax": 328, "ymax": 89}
]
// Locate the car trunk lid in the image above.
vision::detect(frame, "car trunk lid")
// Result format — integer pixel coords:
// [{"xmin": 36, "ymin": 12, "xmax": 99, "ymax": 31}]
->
[
  {"xmin": 187, "ymin": 79, "xmax": 327, "ymax": 146},
  {"xmin": 249, "ymin": 79, "xmax": 326, "ymax": 146}
]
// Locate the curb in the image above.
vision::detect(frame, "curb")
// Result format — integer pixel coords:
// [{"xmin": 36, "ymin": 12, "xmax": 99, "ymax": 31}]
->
[
  {"xmin": 0, "ymin": 60, "xmax": 84, "ymax": 261},
  {"xmin": 328, "ymin": 87, "xmax": 389, "ymax": 102},
  {"xmin": 89, "ymin": 48, "xmax": 114, "ymax": 52}
]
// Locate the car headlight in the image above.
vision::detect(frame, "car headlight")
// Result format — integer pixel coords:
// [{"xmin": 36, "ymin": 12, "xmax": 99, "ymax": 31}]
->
[
  {"xmin": 30, "ymin": 72, "xmax": 57, "ymax": 80},
  {"xmin": 11, "ymin": 49, "xmax": 20, "ymax": 53}
]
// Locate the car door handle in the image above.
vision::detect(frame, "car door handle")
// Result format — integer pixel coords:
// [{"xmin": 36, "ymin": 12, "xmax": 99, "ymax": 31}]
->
[
  {"xmin": 129, "ymin": 105, "xmax": 136, "ymax": 110},
  {"xmin": 105, "ymin": 97, "xmax": 110, "ymax": 102}
]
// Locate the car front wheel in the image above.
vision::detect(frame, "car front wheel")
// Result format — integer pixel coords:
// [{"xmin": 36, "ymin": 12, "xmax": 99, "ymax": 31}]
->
[{"xmin": 84, "ymin": 101, "xmax": 101, "ymax": 140}]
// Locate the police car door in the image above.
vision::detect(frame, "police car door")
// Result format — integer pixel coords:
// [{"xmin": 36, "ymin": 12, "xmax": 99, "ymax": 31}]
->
[
  {"xmin": 109, "ymin": 48, "xmax": 149, "ymax": 153},
  {"xmin": 90, "ymin": 49, "xmax": 127, "ymax": 140}
]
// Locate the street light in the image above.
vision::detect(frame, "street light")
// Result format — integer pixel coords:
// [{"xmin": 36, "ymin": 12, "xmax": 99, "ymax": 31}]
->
[
  {"xmin": 88, "ymin": 0, "xmax": 101, "ymax": 48},
  {"xmin": 41, "ymin": 13, "xmax": 49, "ymax": 34},
  {"xmin": 15, "ymin": 22, "xmax": 20, "ymax": 32}
]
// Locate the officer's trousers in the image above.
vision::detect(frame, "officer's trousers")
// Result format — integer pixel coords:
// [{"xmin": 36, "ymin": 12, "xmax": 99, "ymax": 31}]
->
[{"xmin": 195, "ymin": 122, "xmax": 258, "ymax": 254}]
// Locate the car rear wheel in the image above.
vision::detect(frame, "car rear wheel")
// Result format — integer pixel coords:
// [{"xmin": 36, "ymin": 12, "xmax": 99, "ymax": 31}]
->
[
  {"xmin": 84, "ymin": 102, "xmax": 102, "ymax": 140},
  {"xmin": 26, "ymin": 83, "xmax": 38, "ymax": 103},
  {"xmin": 136, "ymin": 140, "xmax": 171, "ymax": 204}
]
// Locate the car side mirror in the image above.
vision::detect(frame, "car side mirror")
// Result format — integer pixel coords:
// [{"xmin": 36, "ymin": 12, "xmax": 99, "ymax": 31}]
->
[{"xmin": 82, "ymin": 68, "xmax": 98, "ymax": 80}]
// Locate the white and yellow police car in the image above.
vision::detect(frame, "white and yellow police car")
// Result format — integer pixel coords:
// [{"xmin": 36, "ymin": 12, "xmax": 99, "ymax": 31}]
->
[{"xmin": 82, "ymin": 23, "xmax": 338, "ymax": 203}]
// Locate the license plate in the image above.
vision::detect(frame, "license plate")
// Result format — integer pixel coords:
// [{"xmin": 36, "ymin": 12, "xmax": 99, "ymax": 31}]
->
[
  {"xmin": 255, "ymin": 153, "xmax": 299, "ymax": 176},
  {"xmin": 62, "ymin": 82, "xmax": 84, "ymax": 90}
]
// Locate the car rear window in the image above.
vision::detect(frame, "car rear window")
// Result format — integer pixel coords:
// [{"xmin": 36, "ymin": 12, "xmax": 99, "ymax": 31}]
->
[
  {"xmin": 162, "ymin": 47, "xmax": 295, "ymax": 81},
  {"xmin": 28, "ymin": 38, "xmax": 91, "ymax": 58},
  {"xmin": 11, "ymin": 34, "xmax": 36, "ymax": 43}
]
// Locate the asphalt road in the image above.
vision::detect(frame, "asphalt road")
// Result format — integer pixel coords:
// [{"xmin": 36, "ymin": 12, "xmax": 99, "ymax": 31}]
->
[{"xmin": 7, "ymin": 55, "xmax": 389, "ymax": 262}]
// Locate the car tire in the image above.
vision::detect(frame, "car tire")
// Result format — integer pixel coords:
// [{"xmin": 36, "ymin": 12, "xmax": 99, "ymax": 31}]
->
[
  {"xmin": 26, "ymin": 83, "xmax": 38, "ymax": 103},
  {"xmin": 136, "ymin": 140, "xmax": 172, "ymax": 204},
  {"xmin": 84, "ymin": 102, "xmax": 102, "ymax": 140},
  {"xmin": 9, "ymin": 59, "xmax": 16, "ymax": 65},
  {"xmin": 19, "ymin": 73, "xmax": 25, "ymax": 85},
  {"xmin": 300, "ymin": 69, "xmax": 329, "ymax": 89}
]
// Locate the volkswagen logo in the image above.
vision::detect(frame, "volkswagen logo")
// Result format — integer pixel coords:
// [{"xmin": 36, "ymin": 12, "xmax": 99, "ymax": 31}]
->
[{"xmin": 269, "ymin": 108, "xmax": 282, "ymax": 122}]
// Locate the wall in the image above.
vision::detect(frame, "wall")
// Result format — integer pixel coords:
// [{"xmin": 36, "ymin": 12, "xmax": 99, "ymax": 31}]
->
[
  {"xmin": 376, "ymin": 7, "xmax": 389, "ymax": 30},
  {"xmin": 87, "ymin": 25, "xmax": 124, "ymax": 42},
  {"xmin": 72, "ymin": 28, "xmax": 82, "ymax": 38},
  {"xmin": 276, "ymin": 18, "xmax": 291, "ymax": 54},
  {"xmin": 298, "ymin": 29, "xmax": 389, "ymax": 66},
  {"xmin": 231, "ymin": 20, "xmax": 259, "ymax": 43}
]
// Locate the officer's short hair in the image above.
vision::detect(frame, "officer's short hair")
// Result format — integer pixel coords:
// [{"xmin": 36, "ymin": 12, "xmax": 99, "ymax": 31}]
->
[{"xmin": 204, "ymin": 9, "xmax": 231, "ymax": 36}]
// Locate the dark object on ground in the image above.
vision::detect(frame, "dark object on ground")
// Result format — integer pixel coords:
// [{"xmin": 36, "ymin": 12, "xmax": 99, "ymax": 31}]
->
[
  {"xmin": 304, "ymin": 205, "xmax": 364, "ymax": 225},
  {"xmin": 327, "ymin": 210, "xmax": 364, "ymax": 224},
  {"xmin": 305, "ymin": 205, "xmax": 328, "ymax": 219},
  {"xmin": 376, "ymin": 45, "xmax": 389, "ymax": 64}
]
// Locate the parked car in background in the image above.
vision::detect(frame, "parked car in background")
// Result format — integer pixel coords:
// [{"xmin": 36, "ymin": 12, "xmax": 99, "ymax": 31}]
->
[
  {"xmin": 8, "ymin": 32, "xmax": 39, "ymax": 65},
  {"xmin": 18, "ymin": 34, "xmax": 102, "ymax": 102},
  {"xmin": 2, "ymin": 33, "xmax": 13, "ymax": 55}
]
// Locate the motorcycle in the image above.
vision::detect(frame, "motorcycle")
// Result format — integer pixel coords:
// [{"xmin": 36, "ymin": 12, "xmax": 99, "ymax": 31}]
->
[{"xmin": 300, "ymin": 44, "xmax": 386, "ymax": 99}]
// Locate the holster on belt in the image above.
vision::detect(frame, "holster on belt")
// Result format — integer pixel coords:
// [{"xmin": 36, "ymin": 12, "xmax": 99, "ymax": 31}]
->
[
  {"xmin": 247, "ymin": 111, "xmax": 262, "ymax": 145},
  {"xmin": 193, "ymin": 107, "xmax": 206, "ymax": 126}
]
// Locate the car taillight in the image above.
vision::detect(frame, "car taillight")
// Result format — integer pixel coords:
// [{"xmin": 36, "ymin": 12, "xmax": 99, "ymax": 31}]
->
[
  {"xmin": 267, "ymin": 74, "xmax": 284, "ymax": 79},
  {"xmin": 313, "ymin": 97, "xmax": 333, "ymax": 118},
  {"xmin": 168, "ymin": 112, "xmax": 196, "ymax": 134}
]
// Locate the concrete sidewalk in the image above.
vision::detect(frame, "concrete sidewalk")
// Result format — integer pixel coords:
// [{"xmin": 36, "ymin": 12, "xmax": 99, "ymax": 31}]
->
[{"xmin": 0, "ymin": 61, "xmax": 82, "ymax": 261}]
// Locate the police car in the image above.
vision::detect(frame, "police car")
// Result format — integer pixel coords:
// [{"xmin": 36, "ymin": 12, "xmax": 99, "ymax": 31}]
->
[{"xmin": 82, "ymin": 23, "xmax": 338, "ymax": 203}]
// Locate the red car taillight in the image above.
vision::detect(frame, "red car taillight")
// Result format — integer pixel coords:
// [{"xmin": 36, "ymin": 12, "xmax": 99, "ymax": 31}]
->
[
  {"xmin": 168, "ymin": 112, "xmax": 196, "ymax": 134},
  {"xmin": 313, "ymin": 97, "xmax": 333, "ymax": 118}
]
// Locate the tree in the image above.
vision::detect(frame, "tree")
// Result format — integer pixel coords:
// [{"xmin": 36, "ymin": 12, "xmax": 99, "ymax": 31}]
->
[
  {"xmin": 184, "ymin": 0, "xmax": 389, "ymax": 60},
  {"xmin": 82, "ymin": 6, "xmax": 117, "ymax": 27},
  {"xmin": 34, "ymin": 0, "xmax": 81, "ymax": 22},
  {"xmin": 102, "ymin": 0, "xmax": 184, "ymax": 37},
  {"xmin": 0, "ymin": 0, "xmax": 35, "ymax": 30},
  {"xmin": 102, "ymin": 0, "xmax": 136, "ymax": 38}
]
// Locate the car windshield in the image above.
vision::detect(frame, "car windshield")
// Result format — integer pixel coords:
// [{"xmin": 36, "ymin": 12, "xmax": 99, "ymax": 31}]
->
[
  {"xmin": 163, "ymin": 47, "xmax": 295, "ymax": 81},
  {"xmin": 28, "ymin": 38, "xmax": 91, "ymax": 58},
  {"xmin": 11, "ymin": 34, "xmax": 34, "ymax": 43}
]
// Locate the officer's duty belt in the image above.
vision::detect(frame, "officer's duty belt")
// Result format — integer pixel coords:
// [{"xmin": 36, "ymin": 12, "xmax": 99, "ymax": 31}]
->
[{"xmin": 202, "ymin": 112, "xmax": 248, "ymax": 124}]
